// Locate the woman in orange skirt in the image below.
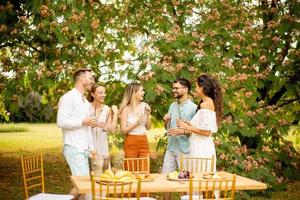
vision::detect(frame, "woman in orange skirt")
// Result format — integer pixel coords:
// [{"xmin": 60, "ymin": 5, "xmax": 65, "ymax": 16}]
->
[{"xmin": 119, "ymin": 83, "xmax": 151, "ymax": 172}]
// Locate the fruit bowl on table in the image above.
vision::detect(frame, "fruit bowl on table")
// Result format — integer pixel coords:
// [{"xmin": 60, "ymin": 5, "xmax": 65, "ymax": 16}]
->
[
  {"xmin": 96, "ymin": 170, "xmax": 137, "ymax": 184},
  {"xmin": 166, "ymin": 170, "xmax": 192, "ymax": 181}
]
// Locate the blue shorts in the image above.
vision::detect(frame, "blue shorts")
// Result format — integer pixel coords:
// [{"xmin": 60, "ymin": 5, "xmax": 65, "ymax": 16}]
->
[{"xmin": 63, "ymin": 144, "xmax": 90, "ymax": 176}]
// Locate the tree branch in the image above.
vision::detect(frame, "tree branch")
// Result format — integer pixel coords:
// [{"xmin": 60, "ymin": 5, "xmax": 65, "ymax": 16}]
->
[
  {"xmin": 268, "ymin": 85, "xmax": 287, "ymax": 105},
  {"xmin": 0, "ymin": 41, "xmax": 17, "ymax": 48},
  {"xmin": 275, "ymin": 98, "xmax": 300, "ymax": 108},
  {"xmin": 15, "ymin": 35, "xmax": 42, "ymax": 53}
]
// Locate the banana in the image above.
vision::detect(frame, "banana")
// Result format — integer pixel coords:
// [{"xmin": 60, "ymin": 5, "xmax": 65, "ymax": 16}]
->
[
  {"xmin": 99, "ymin": 173, "xmax": 112, "ymax": 180},
  {"xmin": 167, "ymin": 171, "xmax": 179, "ymax": 179},
  {"xmin": 104, "ymin": 170, "xmax": 115, "ymax": 179},
  {"xmin": 114, "ymin": 170, "xmax": 125, "ymax": 179},
  {"xmin": 119, "ymin": 176, "xmax": 135, "ymax": 181},
  {"xmin": 115, "ymin": 171, "xmax": 133, "ymax": 180}
]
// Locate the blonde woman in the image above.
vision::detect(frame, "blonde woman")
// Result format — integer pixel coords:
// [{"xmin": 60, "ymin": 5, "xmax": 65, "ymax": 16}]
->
[
  {"xmin": 120, "ymin": 83, "xmax": 151, "ymax": 171},
  {"xmin": 89, "ymin": 84, "xmax": 119, "ymax": 160}
]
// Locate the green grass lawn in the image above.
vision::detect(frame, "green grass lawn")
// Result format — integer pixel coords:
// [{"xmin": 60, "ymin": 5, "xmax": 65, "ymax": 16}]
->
[
  {"xmin": 0, "ymin": 123, "xmax": 166, "ymax": 200},
  {"xmin": 0, "ymin": 124, "xmax": 72, "ymax": 200},
  {"xmin": 0, "ymin": 123, "xmax": 299, "ymax": 200}
]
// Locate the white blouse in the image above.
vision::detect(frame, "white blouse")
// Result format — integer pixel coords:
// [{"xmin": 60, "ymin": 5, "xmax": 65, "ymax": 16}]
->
[
  {"xmin": 127, "ymin": 103, "xmax": 148, "ymax": 135},
  {"xmin": 190, "ymin": 109, "xmax": 218, "ymax": 133},
  {"xmin": 189, "ymin": 109, "xmax": 217, "ymax": 172},
  {"xmin": 127, "ymin": 114, "xmax": 147, "ymax": 135}
]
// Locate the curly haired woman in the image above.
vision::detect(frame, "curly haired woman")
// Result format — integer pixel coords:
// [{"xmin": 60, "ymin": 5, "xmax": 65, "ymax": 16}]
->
[{"xmin": 176, "ymin": 74, "xmax": 223, "ymax": 172}]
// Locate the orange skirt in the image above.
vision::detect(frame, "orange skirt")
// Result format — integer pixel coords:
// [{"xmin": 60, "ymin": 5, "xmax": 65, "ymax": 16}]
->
[{"xmin": 124, "ymin": 134, "xmax": 149, "ymax": 172}]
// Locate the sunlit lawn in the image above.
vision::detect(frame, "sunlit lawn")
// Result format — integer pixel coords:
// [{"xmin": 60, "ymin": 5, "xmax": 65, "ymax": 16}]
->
[
  {"xmin": 0, "ymin": 123, "xmax": 165, "ymax": 200},
  {"xmin": 0, "ymin": 123, "xmax": 299, "ymax": 200}
]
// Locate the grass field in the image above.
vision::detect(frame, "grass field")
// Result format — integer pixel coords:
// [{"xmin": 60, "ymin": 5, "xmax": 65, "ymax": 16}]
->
[
  {"xmin": 0, "ymin": 123, "xmax": 299, "ymax": 200},
  {"xmin": 0, "ymin": 123, "xmax": 166, "ymax": 200}
]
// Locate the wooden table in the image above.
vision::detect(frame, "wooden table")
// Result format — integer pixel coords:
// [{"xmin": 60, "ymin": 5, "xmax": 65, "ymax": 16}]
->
[{"xmin": 71, "ymin": 172, "xmax": 267, "ymax": 194}]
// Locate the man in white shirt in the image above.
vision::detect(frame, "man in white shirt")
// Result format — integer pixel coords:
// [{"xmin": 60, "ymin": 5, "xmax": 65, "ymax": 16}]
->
[{"xmin": 57, "ymin": 68, "xmax": 96, "ymax": 200}]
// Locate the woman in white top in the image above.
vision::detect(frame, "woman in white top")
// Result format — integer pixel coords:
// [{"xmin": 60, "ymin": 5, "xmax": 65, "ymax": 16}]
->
[
  {"xmin": 177, "ymin": 74, "xmax": 223, "ymax": 172},
  {"xmin": 89, "ymin": 84, "xmax": 119, "ymax": 159},
  {"xmin": 119, "ymin": 83, "xmax": 151, "ymax": 172}
]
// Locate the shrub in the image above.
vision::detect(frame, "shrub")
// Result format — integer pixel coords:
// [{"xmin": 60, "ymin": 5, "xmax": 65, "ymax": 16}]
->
[
  {"xmin": 0, "ymin": 123, "xmax": 29, "ymax": 133},
  {"xmin": 215, "ymin": 134, "xmax": 300, "ymax": 197},
  {"xmin": 8, "ymin": 92, "xmax": 55, "ymax": 122}
]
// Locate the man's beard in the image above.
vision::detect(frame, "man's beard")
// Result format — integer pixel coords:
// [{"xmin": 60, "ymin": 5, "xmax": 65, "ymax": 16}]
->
[{"xmin": 174, "ymin": 93, "xmax": 183, "ymax": 99}]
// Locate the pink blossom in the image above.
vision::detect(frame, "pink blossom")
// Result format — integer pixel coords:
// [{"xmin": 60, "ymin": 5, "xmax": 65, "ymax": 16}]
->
[
  {"xmin": 239, "ymin": 121, "xmax": 245, "ymax": 128},
  {"xmin": 155, "ymin": 85, "xmax": 164, "ymax": 95},
  {"xmin": 233, "ymin": 45, "xmax": 240, "ymax": 52},
  {"xmin": 188, "ymin": 66, "xmax": 197, "ymax": 72},
  {"xmin": 90, "ymin": 18, "xmax": 100, "ymax": 30},
  {"xmin": 214, "ymin": 139, "xmax": 221, "ymax": 147},
  {"xmin": 278, "ymin": 119, "xmax": 288, "ymax": 126},
  {"xmin": 40, "ymin": 5, "xmax": 50, "ymax": 18},
  {"xmin": 246, "ymin": 111, "xmax": 255, "ymax": 117},
  {"xmin": 20, "ymin": 16, "xmax": 27, "ymax": 22},
  {"xmin": 259, "ymin": 55, "xmax": 267, "ymax": 63},
  {"xmin": 220, "ymin": 153, "xmax": 228, "ymax": 160},
  {"xmin": 272, "ymin": 36, "xmax": 280, "ymax": 43},
  {"xmin": 243, "ymin": 57, "xmax": 250, "ymax": 65},
  {"xmin": 223, "ymin": 116, "xmax": 232, "ymax": 124},
  {"xmin": 0, "ymin": 24, "xmax": 7, "ymax": 32},
  {"xmin": 233, "ymin": 160, "xmax": 239, "ymax": 166},
  {"xmin": 192, "ymin": 32, "xmax": 199, "ymax": 37},
  {"xmin": 241, "ymin": 145, "xmax": 248, "ymax": 154},
  {"xmin": 175, "ymin": 63, "xmax": 184, "ymax": 72},
  {"xmin": 267, "ymin": 20, "xmax": 276, "ymax": 29},
  {"xmin": 252, "ymin": 33, "xmax": 262, "ymax": 41},
  {"xmin": 256, "ymin": 123, "xmax": 265, "ymax": 130},
  {"xmin": 245, "ymin": 91, "xmax": 253, "ymax": 98}
]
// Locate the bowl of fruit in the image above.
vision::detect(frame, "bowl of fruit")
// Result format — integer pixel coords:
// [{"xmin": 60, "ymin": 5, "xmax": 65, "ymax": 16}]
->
[{"xmin": 167, "ymin": 170, "xmax": 191, "ymax": 181}]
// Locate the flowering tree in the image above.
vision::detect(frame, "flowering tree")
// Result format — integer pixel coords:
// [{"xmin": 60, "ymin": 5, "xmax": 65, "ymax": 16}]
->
[
  {"xmin": 0, "ymin": 0, "xmax": 299, "ymax": 195},
  {"xmin": 133, "ymin": 1, "xmax": 300, "ymax": 195}
]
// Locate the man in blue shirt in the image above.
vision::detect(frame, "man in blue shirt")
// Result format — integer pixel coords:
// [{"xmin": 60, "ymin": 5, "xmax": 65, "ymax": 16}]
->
[{"xmin": 162, "ymin": 78, "xmax": 197, "ymax": 200}]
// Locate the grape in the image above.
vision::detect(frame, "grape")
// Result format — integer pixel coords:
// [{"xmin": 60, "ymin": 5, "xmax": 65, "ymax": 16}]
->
[
  {"xmin": 178, "ymin": 172, "xmax": 185, "ymax": 179},
  {"xmin": 185, "ymin": 171, "xmax": 190, "ymax": 178}
]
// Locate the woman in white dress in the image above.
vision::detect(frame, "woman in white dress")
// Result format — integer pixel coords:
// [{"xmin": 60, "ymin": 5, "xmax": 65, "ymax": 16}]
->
[
  {"xmin": 177, "ymin": 74, "xmax": 223, "ymax": 172},
  {"xmin": 89, "ymin": 84, "xmax": 119, "ymax": 160}
]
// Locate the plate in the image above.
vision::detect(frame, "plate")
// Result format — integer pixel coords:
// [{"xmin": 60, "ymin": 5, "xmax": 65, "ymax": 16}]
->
[
  {"xmin": 167, "ymin": 177, "xmax": 189, "ymax": 181},
  {"xmin": 95, "ymin": 180, "xmax": 125, "ymax": 185},
  {"xmin": 140, "ymin": 176, "xmax": 155, "ymax": 182},
  {"xmin": 135, "ymin": 174, "xmax": 155, "ymax": 182},
  {"xmin": 202, "ymin": 173, "xmax": 223, "ymax": 179}
]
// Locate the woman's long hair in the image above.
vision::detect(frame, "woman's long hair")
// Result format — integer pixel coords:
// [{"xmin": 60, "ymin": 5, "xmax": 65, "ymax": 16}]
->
[
  {"xmin": 119, "ymin": 83, "xmax": 142, "ymax": 113},
  {"xmin": 197, "ymin": 74, "xmax": 223, "ymax": 126}
]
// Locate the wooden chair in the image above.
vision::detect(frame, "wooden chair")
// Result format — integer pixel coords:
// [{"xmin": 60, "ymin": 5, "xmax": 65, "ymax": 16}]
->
[
  {"xmin": 21, "ymin": 154, "xmax": 73, "ymax": 200},
  {"xmin": 182, "ymin": 174, "xmax": 236, "ymax": 200},
  {"xmin": 180, "ymin": 155, "xmax": 215, "ymax": 173},
  {"xmin": 122, "ymin": 155, "xmax": 150, "ymax": 174},
  {"xmin": 91, "ymin": 171, "xmax": 141, "ymax": 200},
  {"xmin": 122, "ymin": 155, "xmax": 151, "ymax": 197}
]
